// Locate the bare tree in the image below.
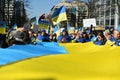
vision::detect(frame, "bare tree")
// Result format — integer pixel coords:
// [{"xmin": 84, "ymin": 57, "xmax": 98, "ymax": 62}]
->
[{"xmin": 82, "ymin": 0, "xmax": 96, "ymax": 18}]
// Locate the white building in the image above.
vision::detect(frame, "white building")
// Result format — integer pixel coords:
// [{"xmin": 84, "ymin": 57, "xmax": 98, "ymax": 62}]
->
[{"xmin": 94, "ymin": 0, "xmax": 120, "ymax": 29}]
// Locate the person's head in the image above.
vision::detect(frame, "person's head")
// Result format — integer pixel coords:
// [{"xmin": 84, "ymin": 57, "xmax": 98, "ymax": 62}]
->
[
  {"xmin": 97, "ymin": 33, "xmax": 104, "ymax": 41},
  {"xmin": 113, "ymin": 30, "xmax": 120, "ymax": 40},
  {"xmin": 82, "ymin": 32, "xmax": 87, "ymax": 37},
  {"xmin": 53, "ymin": 33, "xmax": 57, "ymax": 40},
  {"xmin": 49, "ymin": 34, "xmax": 53, "ymax": 40},
  {"xmin": 88, "ymin": 32, "xmax": 93, "ymax": 39},
  {"xmin": 90, "ymin": 25, "xmax": 93, "ymax": 29},
  {"xmin": 28, "ymin": 30, "xmax": 33, "ymax": 38},
  {"xmin": 41, "ymin": 30, "xmax": 46, "ymax": 36},
  {"xmin": 62, "ymin": 30, "xmax": 67, "ymax": 36},
  {"xmin": 77, "ymin": 32, "xmax": 82, "ymax": 38}
]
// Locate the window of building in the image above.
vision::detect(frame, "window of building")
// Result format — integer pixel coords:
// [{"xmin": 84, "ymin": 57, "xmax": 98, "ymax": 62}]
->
[
  {"xmin": 106, "ymin": 8, "xmax": 110, "ymax": 16},
  {"xmin": 111, "ymin": 8, "xmax": 115, "ymax": 16},
  {"xmin": 100, "ymin": 21, "xmax": 104, "ymax": 25},
  {"xmin": 111, "ymin": 19, "xmax": 114, "ymax": 25},
  {"xmin": 105, "ymin": 20, "xmax": 109, "ymax": 25},
  {"xmin": 97, "ymin": 21, "xmax": 99, "ymax": 25},
  {"xmin": 106, "ymin": 0, "xmax": 110, "ymax": 5},
  {"xmin": 112, "ymin": 0, "xmax": 115, "ymax": 4},
  {"xmin": 100, "ymin": 11, "xmax": 104, "ymax": 17}
]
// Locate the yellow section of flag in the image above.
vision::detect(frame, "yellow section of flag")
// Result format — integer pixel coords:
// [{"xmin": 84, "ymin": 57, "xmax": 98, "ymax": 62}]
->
[
  {"xmin": 0, "ymin": 28, "xmax": 6, "ymax": 34},
  {"xmin": 52, "ymin": 12, "xmax": 67, "ymax": 25},
  {"xmin": 38, "ymin": 24, "xmax": 49, "ymax": 29},
  {"xmin": 1, "ymin": 42, "xmax": 120, "ymax": 80}
]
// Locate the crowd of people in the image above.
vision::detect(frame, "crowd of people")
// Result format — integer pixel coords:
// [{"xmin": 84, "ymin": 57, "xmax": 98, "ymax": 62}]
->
[{"xmin": 0, "ymin": 25, "xmax": 120, "ymax": 48}]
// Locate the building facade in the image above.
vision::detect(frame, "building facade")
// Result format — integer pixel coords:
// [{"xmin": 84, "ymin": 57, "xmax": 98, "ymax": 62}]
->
[
  {"xmin": 0, "ymin": 0, "xmax": 28, "ymax": 27},
  {"xmin": 5, "ymin": 0, "xmax": 15, "ymax": 26},
  {"xmin": 0, "ymin": 0, "xmax": 5, "ymax": 21},
  {"xmin": 15, "ymin": 0, "xmax": 28, "ymax": 27},
  {"xmin": 50, "ymin": 0, "xmax": 88, "ymax": 28},
  {"xmin": 0, "ymin": 0, "xmax": 15, "ymax": 27},
  {"xmin": 93, "ymin": 0, "xmax": 120, "ymax": 29}
]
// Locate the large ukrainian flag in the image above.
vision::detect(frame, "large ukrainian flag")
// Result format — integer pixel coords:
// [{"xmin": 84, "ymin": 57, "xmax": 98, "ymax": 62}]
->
[
  {"xmin": 51, "ymin": 5, "xmax": 67, "ymax": 25},
  {"xmin": 0, "ymin": 21, "xmax": 6, "ymax": 34},
  {"xmin": 1, "ymin": 42, "xmax": 120, "ymax": 80}
]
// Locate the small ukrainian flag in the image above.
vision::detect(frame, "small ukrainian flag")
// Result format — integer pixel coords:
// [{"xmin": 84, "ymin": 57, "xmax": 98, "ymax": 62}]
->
[
  {"xmin": 12, "ymin": 24, "xmax": 17, "ymax": 30},
  {"xmin": 0, "ymin": 21, "xmax": 6, "ymax": 34},
  {"xmin": 30, "ymin": 17, "xmax": 36, "ymax": 23},
  {"xmin": 51, "ymin": 5, "xmax": 67, "ymax": 25}
]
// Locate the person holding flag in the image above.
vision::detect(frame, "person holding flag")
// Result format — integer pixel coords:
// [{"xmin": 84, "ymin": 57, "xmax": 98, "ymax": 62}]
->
[{"xmin": 51, "ymin": 5, "xmax": 71, "ymax": 43}]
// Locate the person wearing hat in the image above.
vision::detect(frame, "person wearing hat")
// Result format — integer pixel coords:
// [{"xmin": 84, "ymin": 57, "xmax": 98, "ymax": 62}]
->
[{"xmin": 57, "ymin": 29, "xmax": 71, "ymax": 43}]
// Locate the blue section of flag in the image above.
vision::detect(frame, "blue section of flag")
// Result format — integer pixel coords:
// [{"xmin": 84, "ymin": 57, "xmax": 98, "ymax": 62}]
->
[
  {"xmin": 53, "ymin": 24, "xmax": 59, "ymax": 32},
  {"xmin": 51, "ymin": 5, "xmax": 66, "ymax": 18},
  {"xmin": 0, "ymin": 21, "xmax": 6, "ymax": 28},
  {"xmin": 0, "ymin": 42, "xmax": 67, "ymax": 66}
]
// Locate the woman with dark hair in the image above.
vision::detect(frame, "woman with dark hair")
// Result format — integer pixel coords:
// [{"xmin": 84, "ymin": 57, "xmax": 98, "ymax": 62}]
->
[
  {"xmin": 49, "ymin": 33, "xmax": 57, "ymax": 42},
  {"xmin": 93, "ymin": 32, "xmax": 106, "ymax": 45},
  {"xmin": 82, "ymin": 32, "xmax": 90, "ymax": 42}
]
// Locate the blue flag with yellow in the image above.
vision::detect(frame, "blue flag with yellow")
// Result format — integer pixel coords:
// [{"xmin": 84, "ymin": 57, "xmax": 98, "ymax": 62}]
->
[
  {"xmin": 0, "ymin": 42, "xmax": 67, "ymax": 66},
  {"xmin": 30, "ymin": 17, "xmax": 36, "ymax": 23},
  {"xmin": 0, "ymin": 21, "xmax": 6, "ymax": 34},
  {"xmin": 51, "ymin": 5, "xmax": 67, "ymax": 25},
  {"xmin": 12, "ymin": 23, "xmax": 17, "ymax": 30}
]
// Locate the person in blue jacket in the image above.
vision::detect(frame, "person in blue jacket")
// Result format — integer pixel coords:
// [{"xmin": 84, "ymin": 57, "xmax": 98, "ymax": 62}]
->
[
  {"xmin": 58, "ymin": 29, "xmax": 71, "ymax": 43},
  {"xmin": 37, "ymin": 29, "xmax": 50, "ymax": 42},
  {"xmin": 94, "ymin": 33, "xmax": 106, "ymax": 45},
  {"xmin": 104, "ymin": 29, "xmax": 120, "ymax": 46},
  {"xmin": 75, "ymin": 32, "xmax": 85, "ymax": 43},
  {"xmin": 82, "ymin": 32, "xmax": 91, "ymax": 42},
  {"xmin": 109, "ymin": 30, "xmax": 120, "ymax": 46}
]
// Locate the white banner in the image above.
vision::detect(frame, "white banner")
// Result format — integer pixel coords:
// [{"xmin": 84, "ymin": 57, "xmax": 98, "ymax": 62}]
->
[{"xmin": 83, "ymin": 18, "xmax": 96, "ymax": 27}]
